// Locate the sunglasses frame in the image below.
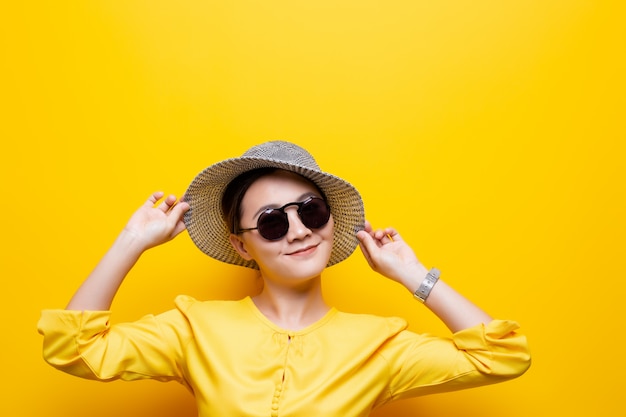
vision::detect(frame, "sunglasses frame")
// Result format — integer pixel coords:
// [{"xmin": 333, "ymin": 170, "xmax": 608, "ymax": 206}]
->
[{"xmin": 236, "ymin": 196, "xmax": 331, "ymax": 241}]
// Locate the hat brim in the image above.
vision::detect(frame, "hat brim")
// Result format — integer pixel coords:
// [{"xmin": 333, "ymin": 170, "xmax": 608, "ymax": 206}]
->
[{"xmin": 183, "ymin": 156, "xmax": 365, "ymax": 269}]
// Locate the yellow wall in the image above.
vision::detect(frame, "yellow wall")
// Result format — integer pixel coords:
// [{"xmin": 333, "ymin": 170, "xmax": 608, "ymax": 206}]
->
[{"xmin": 2, "ymin": 1, "xmax": 624, "ymax": 416}]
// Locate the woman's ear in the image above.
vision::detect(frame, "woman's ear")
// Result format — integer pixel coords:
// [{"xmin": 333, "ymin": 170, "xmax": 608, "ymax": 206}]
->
[{"xmin": 229, "ymin": 234, "xmax": 253, "ymax": 261}]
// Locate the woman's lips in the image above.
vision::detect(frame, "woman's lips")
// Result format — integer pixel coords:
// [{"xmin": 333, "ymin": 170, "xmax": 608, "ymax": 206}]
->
[{"xmin": 288, "ymin": 244, "xmax": 317, "ymax": 256}]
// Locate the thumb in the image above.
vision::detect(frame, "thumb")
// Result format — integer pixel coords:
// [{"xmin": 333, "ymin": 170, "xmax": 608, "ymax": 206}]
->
[
  {"xmin": 170, "ymin": 200, "xmax": 190, "ymax": 220},
  {"xmin": 357, "ymin": 231, "xmax": 378, "ymax": 268}
]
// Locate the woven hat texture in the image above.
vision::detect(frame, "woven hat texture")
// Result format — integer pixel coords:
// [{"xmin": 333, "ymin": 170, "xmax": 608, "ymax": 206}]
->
[{"xmin": 183, "ymin": 141, "xmax": 365, "ymax": 269}]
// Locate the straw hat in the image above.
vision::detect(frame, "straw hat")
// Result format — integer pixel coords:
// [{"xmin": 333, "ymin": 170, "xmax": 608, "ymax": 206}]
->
[{"xmin": 183, "ymin": 141, "xmax": 365, "ymax": 269}]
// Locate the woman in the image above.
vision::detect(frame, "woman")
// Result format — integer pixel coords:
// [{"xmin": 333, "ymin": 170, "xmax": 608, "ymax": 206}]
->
[{"xmin": 38, "ymin": 141, "xmax": 530, "ymax": 417}]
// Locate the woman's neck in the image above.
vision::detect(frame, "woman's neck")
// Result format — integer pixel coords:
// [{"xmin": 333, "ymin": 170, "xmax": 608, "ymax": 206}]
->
[{"xmin": 252, "ymin": 276, "xmax": 330, "ymax": 330}]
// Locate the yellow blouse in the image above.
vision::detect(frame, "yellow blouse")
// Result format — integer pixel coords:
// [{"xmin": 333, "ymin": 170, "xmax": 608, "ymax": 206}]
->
[{"xmin": 37, "ymin": 296, "xmax": 530, "ymax": 417}]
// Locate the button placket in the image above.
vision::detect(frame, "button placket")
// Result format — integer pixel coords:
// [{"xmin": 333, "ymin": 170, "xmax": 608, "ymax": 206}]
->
[{"xmin": 270, "ymin": 332, "xmax": 293, "ymax": 416}]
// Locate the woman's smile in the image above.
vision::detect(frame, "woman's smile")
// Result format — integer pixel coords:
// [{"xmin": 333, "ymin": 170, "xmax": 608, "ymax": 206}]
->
[{"xmin": 287, "ymin": 243, "xmax": 319, "ymax": 256}]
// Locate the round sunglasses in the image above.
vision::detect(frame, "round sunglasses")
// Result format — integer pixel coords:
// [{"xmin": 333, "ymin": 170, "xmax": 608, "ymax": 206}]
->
[{"xmin": 237, "ymin": 196, "xmax": 331, "ymax": 241}]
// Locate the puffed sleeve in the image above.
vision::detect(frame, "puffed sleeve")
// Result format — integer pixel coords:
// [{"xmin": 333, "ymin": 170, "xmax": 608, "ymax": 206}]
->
[
  {"xmin": 383, "ymin": 319, "xmax": 531, "ymax": 402},
  {"xmin": 37, "ymin": 308, "xmax": 191, "ymax": 386}
]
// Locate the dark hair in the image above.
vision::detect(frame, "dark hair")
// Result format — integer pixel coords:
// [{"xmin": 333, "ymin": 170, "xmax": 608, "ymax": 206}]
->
[
  {"xmin": 221, "ymin": 168, "xmax": 278, "ymax": 234},
  {"xmin": 221, "ymin": 168, "xmax": 328, "ymax": 234}
]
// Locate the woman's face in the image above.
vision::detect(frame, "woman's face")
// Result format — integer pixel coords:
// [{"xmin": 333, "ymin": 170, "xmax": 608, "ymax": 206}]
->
[{"xmin": 229, "ymin": 170, "xmax": 334, "ymax": 284}]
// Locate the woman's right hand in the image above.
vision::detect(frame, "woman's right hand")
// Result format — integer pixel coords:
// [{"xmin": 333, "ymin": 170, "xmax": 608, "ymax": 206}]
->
[
  {"xmin": 66, "ymin": 192, "xmax": 189, "ymax": 311},
  {"xmin": 122, "ymin": 191, "xmax": 190, "ymax": 252}
]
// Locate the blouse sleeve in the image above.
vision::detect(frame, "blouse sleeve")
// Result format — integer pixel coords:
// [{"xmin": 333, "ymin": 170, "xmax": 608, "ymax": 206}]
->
[
  {"xmin": 382, "ymin": 319, "xmax": 531, "ymax": 402},
  {"xmin": 37, "ymin": 308, "xmax": 191, "ymax": 386}
]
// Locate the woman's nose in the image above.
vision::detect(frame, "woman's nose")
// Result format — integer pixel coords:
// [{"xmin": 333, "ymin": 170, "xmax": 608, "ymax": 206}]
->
[{"xmin": 284, "ymin": 207, "xmax": 311, "ymax": 240}]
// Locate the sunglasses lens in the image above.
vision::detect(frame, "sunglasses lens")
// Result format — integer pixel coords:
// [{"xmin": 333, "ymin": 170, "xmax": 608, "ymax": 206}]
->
[
  {"xmin": 257, "ymin": 211, "xmax": 289, "ymax": 240},
  {"xmin": 300, "ymin": 198, "xmax": 331, "ymax": 229}
]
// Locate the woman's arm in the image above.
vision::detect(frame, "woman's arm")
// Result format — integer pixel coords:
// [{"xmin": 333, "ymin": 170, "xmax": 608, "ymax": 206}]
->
[
  {"xmin": 66, "ymin": 192, "xmax": 189, "ymax": 311},
  {"xmin": 357, "ymin": 221, "xmax": 492, "ymax": 333}
]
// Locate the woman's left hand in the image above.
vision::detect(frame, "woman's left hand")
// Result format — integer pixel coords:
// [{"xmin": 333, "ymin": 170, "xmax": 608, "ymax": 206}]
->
[{"xmin": 357, "ymin": 221, "xmax": 428, "ymax": 291}]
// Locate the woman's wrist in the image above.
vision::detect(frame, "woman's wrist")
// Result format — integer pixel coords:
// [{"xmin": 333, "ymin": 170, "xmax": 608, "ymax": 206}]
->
[
  {"xmin": 116, "ymin": 228, "xmax": 151, "ymax": 257},
  {"xmin": 401, "ymin": 264, "xmax": 429, "ymax": 294}
]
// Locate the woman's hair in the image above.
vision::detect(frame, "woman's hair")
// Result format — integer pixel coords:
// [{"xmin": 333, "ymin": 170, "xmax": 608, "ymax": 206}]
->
[
  {"xmin": 222, "ymin": 168, "xmax": 278, "ymax": 234},
  {"xmin": 221, "ymin": 168, "xmax": 327, "ymax": 234}
]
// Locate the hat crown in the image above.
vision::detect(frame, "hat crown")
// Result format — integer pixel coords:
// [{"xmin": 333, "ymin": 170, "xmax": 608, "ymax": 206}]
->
[{"xmin": 242, "ymin": 141, "xmax": 321, "ymax": 171}]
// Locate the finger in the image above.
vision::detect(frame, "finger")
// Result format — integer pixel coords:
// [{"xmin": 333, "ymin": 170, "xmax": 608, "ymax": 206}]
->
[
  {"xmin": 373, "ymin": 229, "xmax": 386, "ymax": 241},
  {"xmin": 145, "ymin": 191, "xmax": 165, "ymax": 207},
  {"xmin": 357, "ymin": 233, "xmax": 375, "ymax": 269},
  {"xmin": 374, "ymin": 227, "xmax": 400, "ymax": 242},
  {"xmin": 384, "ymin": 228, "xmax": 402, "ymax": 242},
  {"xmin": 357, "ymin": 231, "xmax": 379, "ymax": 261},
  {"xmin": 169, "ymin": 200, "xmax": 190, "ymax": 220},
  {"xmin": 368, "ymin": 228, "xmax": 388, "ymax": 244},
  {"xmin": 158, "ymin": 194, "xmax": 179, "ymax": 212},
  {"xmin": 171, "ymin": 219, "xmax": 188, "ymax": 237},
  {"xmin": 163, "ymin": 202, "xmax": 189, "ymax": 238}
]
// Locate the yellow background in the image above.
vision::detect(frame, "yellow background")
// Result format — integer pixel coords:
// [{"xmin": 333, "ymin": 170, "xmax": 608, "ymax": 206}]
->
[{"xmin": 2, "ymin": 1, "xmax": 624, "ymax": 416}]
